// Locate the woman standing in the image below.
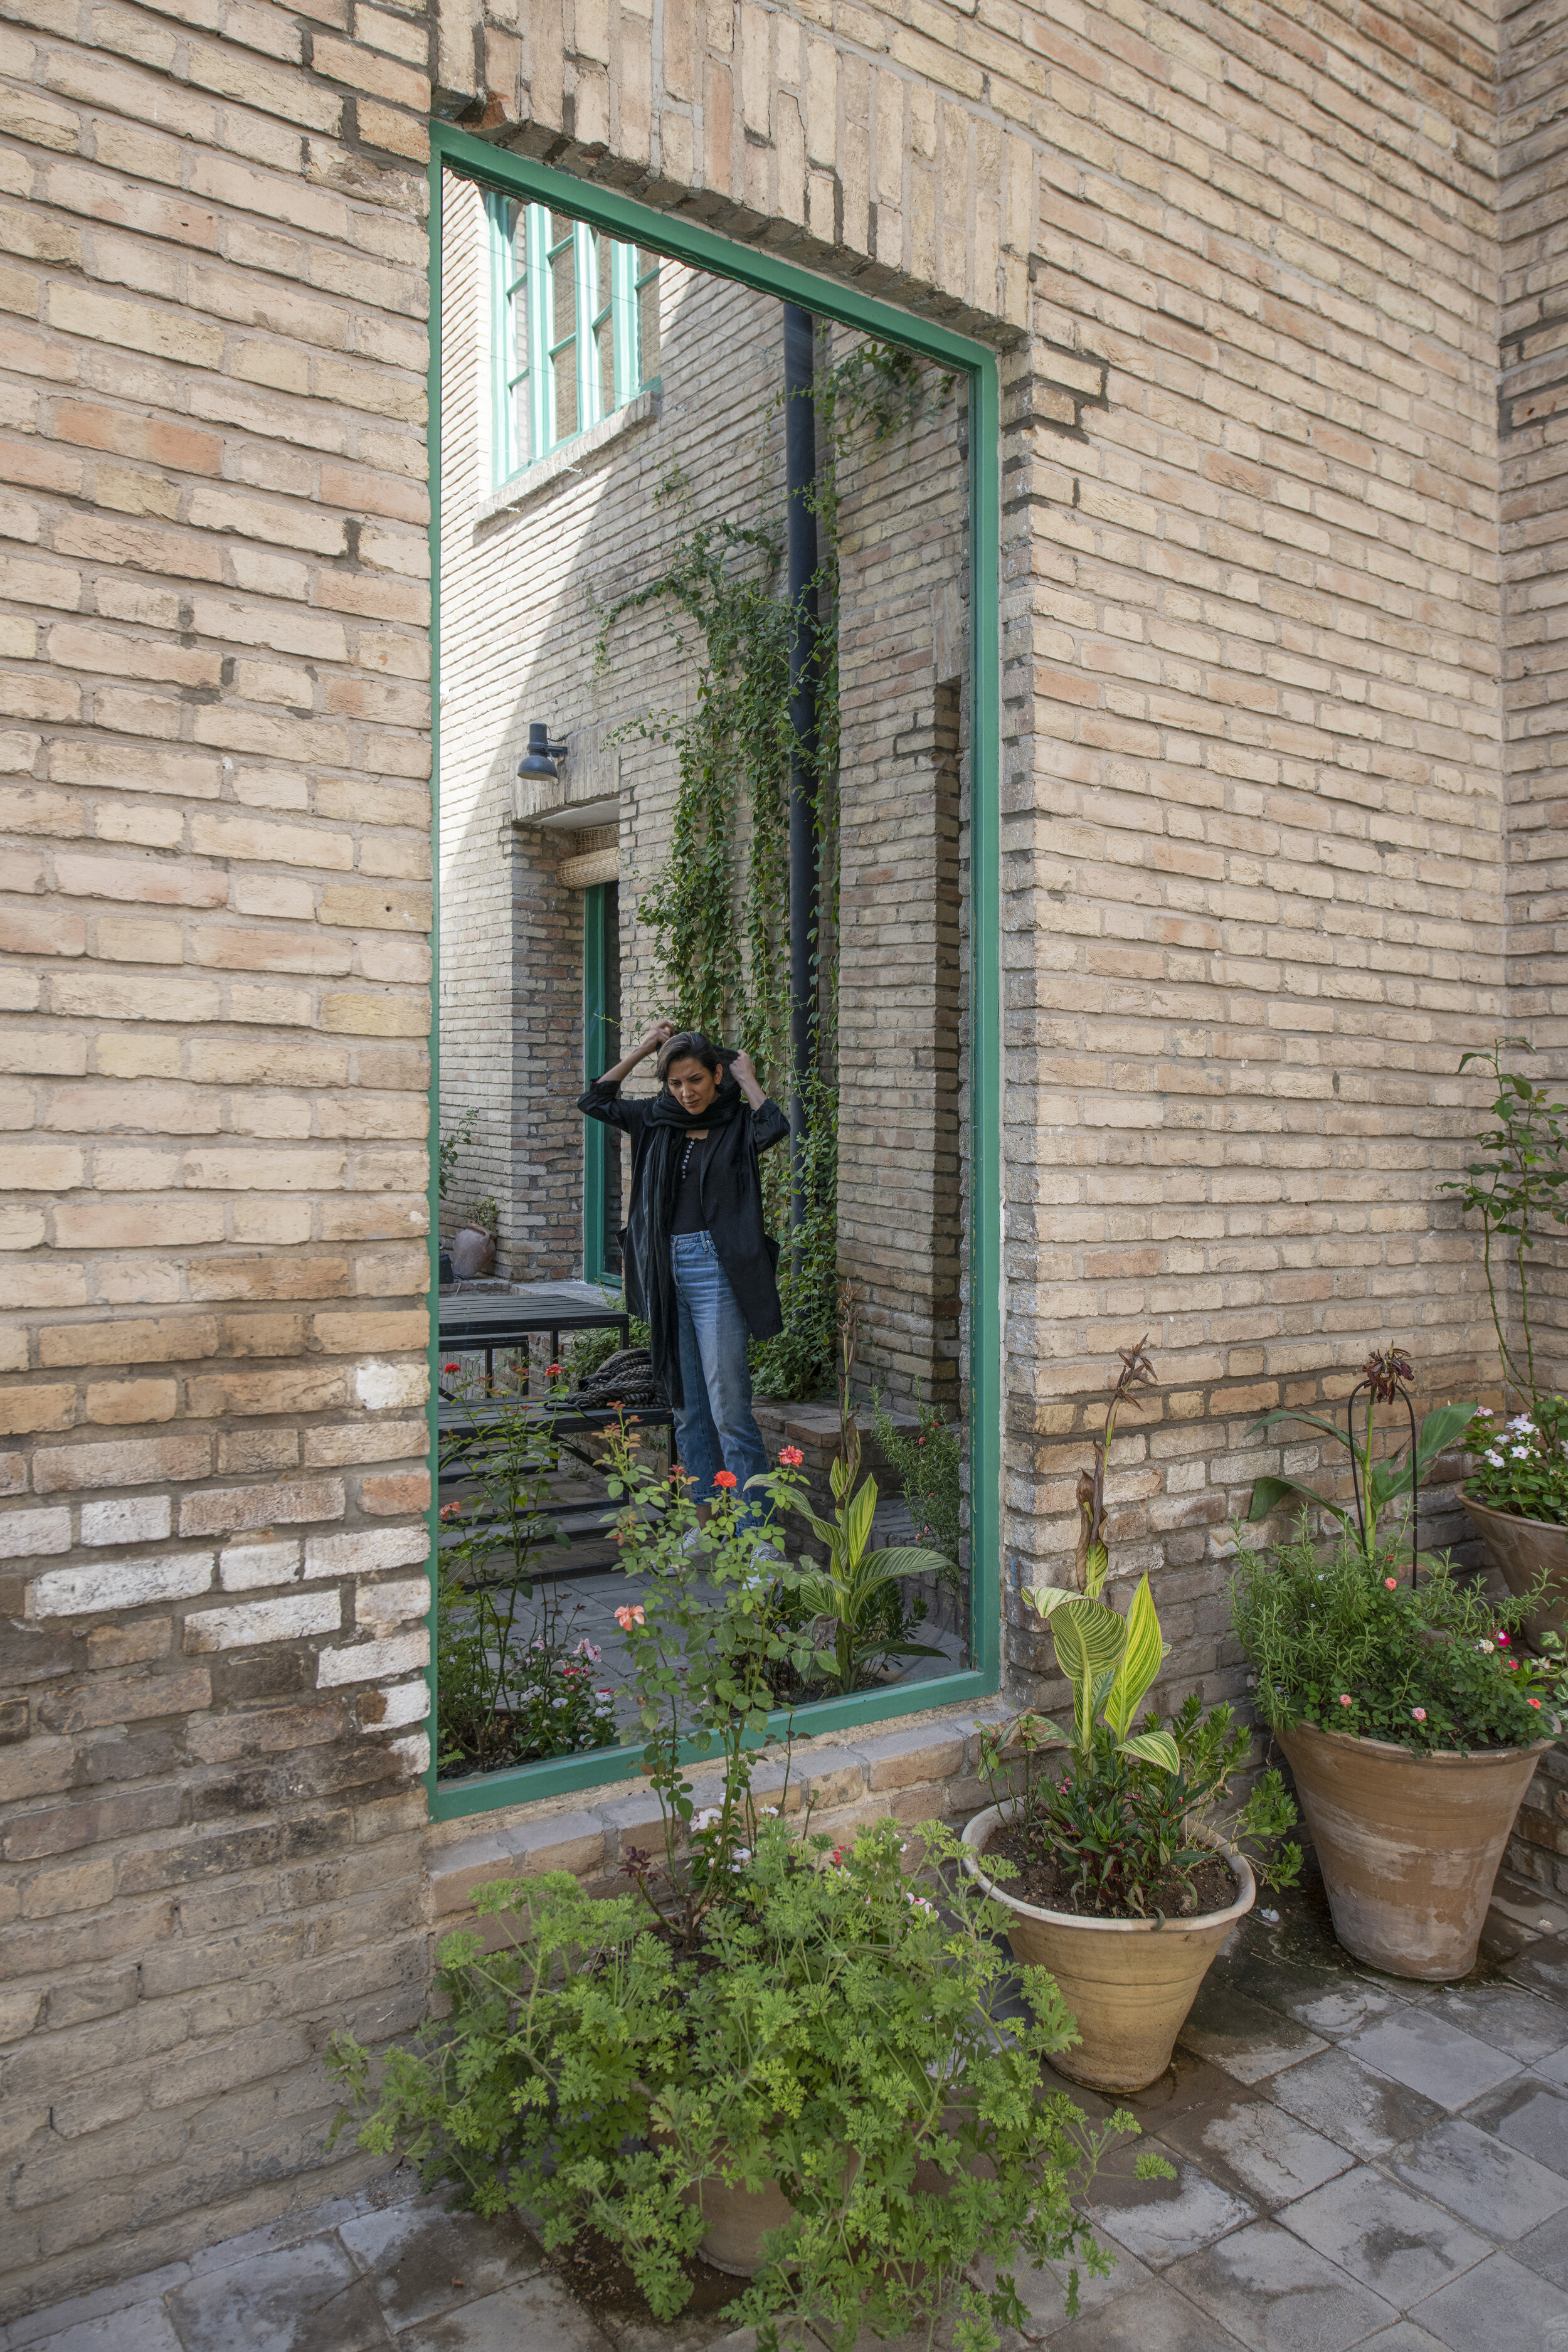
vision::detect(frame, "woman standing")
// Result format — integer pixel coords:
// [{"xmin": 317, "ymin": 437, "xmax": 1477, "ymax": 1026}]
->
[{"xmin": 579, "ymin": 1022, "xmax": 788, "ymax": 1518}]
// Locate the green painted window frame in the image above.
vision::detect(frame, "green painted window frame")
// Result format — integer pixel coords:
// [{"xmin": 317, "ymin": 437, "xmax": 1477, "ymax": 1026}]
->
[
  {"xmin": 485, "ymin": 186, "xmax": 655, "ymax": 488},
  {"xmin": 582, "ymin": 879, "xmax": 617, "ymax": 1287},
  {"xmin": 429, "ymin": 124, "xmax": 1004, "ymax": 1823}
]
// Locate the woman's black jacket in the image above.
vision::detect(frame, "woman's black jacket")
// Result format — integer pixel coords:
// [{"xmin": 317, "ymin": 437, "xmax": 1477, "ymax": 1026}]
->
[{"xmin": 578, "ymin": 1077, "xmax": 789, "ymax": 1341}]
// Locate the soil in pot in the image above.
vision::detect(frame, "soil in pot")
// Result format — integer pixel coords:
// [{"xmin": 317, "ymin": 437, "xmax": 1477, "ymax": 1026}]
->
[
  {"xmin": 1277, "ymin": 1718, "xmax": 1553, "ymax": 1981},
  {"xmin": 982, "ymin": 1821, "xmax": 1235, "ymax": 1922},
  {"xmin": 546, "ymin": 2223, "xmax": 743, "ymax": 2323}
]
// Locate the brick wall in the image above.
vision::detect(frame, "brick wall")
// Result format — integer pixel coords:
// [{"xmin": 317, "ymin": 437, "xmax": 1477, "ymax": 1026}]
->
[{"xmin": 0, "ymin": 0, "xmax": 1555, "ymax": 2321}]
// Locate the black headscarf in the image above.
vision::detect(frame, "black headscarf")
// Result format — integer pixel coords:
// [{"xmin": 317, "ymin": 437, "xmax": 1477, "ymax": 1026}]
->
[{"xmin": 641, "ymin": 1067, "xmax": 746, "ymax": 1407}]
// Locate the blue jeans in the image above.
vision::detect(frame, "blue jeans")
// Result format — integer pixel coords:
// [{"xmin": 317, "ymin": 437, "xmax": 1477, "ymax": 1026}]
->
[{"xmin": 670, "ymin": 1231, "xmax": 772, "ymax": 1524}]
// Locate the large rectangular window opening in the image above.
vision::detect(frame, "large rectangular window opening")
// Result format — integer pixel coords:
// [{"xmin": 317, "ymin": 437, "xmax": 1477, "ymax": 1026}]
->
[{"xmin": 430, "ymin": 135, "xmax": 1000, "ymax": 1816}]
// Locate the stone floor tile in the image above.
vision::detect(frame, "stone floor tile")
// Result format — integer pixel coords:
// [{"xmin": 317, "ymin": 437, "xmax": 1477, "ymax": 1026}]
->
[
  {"xmin": 1337, "ymin": 2011, "xmax": 1520, "ymax": 2113},
  {"xmin": 1262, "ymin": 2047, "xmax": 1446, "ymax": 2163},
  {"xmin": 1417, "ymin": 1982, "xmax": 1568, "ymax": 2067},
  {"xmin": 1389, "ymin": 2115, "xmax": 1568, "ymax": 2240},
  {"xmin": 0, "ymin": 2267, "xmax": 194, "ymax": 2349},
  {"xmin": 1460, "ymin": 2075, "xmax": 1568, "ymax": 2176},
  {"xmin": 166, "ymin": 2238, "xmax": 392, "ymax": 2352},
  {"xmin": 1277, "ymin": 2166, "xmax": 1493, "ymax": 2307},
  {"xmin": 338, "ymin": 2196, "xmax": 543, "ymax": 2329},
  {"xmin": 1116, "ymin": 2050, "xmax": 1248, "ymax": 2126},
  {"xmin": 1207, "ymin": 1948, "xmax": 1415, "ymax": 2045},
  {"xmin": 1158, "ymin": 2094, "xmax": 1355, "ymax": 2211},
  {"xmin": 1167, "ymin": 2217, "xmax": 1397, "ymax": 2352},
  {"xmin": 1502, "ymin": 1934, "xmax": 1568, "ymax": 2003},
  {"xmin": 390, "ymin": 2274, "xmax": 617, "ymax": 2352},
  {"xmin": 1177, "ymin": 1984, "xmax": 1329, "ymax": 2087},
  {"xmin": 1407, "ymin": 2249, "xmax": 1568, "ymax": 2348},
  {"xmin": 988, "ymin": 2233, "xmax": 1156, "ymax": 2335},
  {"xmin": 1535, "ymin": 2044, "xmax": 1568, "ymax": 2090},
  {"xmin": 1512, "ymin": 2203, "xmax": 1568, "ymax": 2292},
  {"xmin": 1081, "ymin": 2150, "xmax": 1256, "ymax": 2269},
  {"xmin": 1043, "ymin": 2276, "xmax": 1249, "ymax": 2351},
  {"xmin": 1343, "ymin": 2329, "xmax": 1451, "ymax": 2351},
  {"xmin": 18, "ymin": 2311, "xmax": 183, "ymax": 2352}
]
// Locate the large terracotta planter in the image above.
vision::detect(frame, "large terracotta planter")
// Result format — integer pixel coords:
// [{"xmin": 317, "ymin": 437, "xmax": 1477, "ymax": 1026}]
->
[
  {"xmin": 960, "ymin": 1803, "xmax": 1254, "ymax": 2094},
  {"xmin": 1463, "ymin": 1491, "xmax": 1568, "ymax": 1645},
  {"xmin": 1277, "ymin": 1719, "xmax": 1554, "ymax": 1981}
]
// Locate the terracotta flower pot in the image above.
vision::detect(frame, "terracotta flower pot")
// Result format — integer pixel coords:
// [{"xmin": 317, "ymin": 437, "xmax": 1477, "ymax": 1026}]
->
[
  {"xmin": 682, "ymin": 2146, "xmax": 862, "ymax": 2277},
  {"xmin": 1277, "ymin": 1718, "xmax": 1554, "ymax": 1981},
  {"xmin": 1463, "ymin": 1491, "xmax": 1568, "ymax": 1645},
  {"xmin": 960, "ymin": 1802, "xmax": 1255, "ymax": 2094}
]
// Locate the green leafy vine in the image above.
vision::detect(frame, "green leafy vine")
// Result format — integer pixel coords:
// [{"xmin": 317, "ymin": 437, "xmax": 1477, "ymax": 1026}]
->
[{"xmin": 594, "ymin": 338, "xmax": 949, "ymax": 1399}]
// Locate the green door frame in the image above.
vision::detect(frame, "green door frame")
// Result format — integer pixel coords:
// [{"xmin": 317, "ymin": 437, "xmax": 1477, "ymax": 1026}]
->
[
  {"xmin": 581, "ymin": 879, "xmax": 617, "ymax": 1287},
  {"xmin": 425, "ymin": 124, "xmax": 1004, "ymax": 1823}
]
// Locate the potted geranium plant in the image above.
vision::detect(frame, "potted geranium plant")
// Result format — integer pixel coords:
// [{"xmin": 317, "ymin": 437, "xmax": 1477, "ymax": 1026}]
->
[
  {"xmin": 962, "ymin": 1342, "xmax": 1301, "ymax": 2094},
  {"xmin": 329, "ymin": 1433, "xmax": 1168, "ymax": 2350},
  {"xmin": 1443, "ymin": 1036, "xmax": 1568, "ymax": 1638},
  {"xmin": 1236, "ymin": 1346, "xmax": 1568, "ymax": 1979}
]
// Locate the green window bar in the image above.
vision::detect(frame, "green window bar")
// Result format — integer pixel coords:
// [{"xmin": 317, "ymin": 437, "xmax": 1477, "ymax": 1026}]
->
[
  {"xmin": 487, "ymin": 191, "xmax": 659, "ymax": 490},
  {"xmin": 581, "ymin": 881, "xmax": 617, "ymax": 1286}
]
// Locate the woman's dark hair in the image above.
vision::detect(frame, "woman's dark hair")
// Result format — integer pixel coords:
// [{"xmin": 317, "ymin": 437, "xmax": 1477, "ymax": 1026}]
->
[{"xmin": 656, "ymin": 1030, "xmax": 726, "ymax": 1084}]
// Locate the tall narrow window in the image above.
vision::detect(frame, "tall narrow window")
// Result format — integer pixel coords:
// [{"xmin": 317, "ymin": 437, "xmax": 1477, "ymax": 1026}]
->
[{"xmin": 486, "ymin": 192, "xmax": 660, "ymax": 486}]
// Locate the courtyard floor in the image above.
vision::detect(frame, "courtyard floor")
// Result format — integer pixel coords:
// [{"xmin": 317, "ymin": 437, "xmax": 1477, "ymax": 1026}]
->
[{"xmin": 10, "ymin": 1860, "xmax": 1568, "ymax": 2352}]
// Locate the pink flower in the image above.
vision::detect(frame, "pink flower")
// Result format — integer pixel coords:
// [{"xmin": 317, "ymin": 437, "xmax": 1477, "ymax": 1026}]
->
[
  {"xmin": 1498, "ymin": 1632, "xmax": 1511, "ymax": 1646},
  {"xmin": 779, "ymin": 1445, "xmax": 805, "ymax": 1468},
  {"xmin": 1412, "ymin": 1707, "xmax": 1427, "ymax": 1722},
  {"xmin": 1339, "ymin": 1695, "xmax": 1352, "ymax": 1708},
  {"xmin": 438, "ymin": 1501, "xmax": 463, "ymax": 1522},
  {"xmin": 714, "ymin": 1470, "xmax": 737, "ymax": 1490},
  {"xmin": 1384, "ymin": 1577, "xmax": 1397, "ymax": 1590},
  {"xmin": 614, "ymin": 1604, "xmax": 645, "ymax": 1630}
]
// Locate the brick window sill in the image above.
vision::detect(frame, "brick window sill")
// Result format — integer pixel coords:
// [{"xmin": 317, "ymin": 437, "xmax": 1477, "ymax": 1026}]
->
[{"xmin": 477, "ymin": 388, "xmax": 662, "ymax": 526}]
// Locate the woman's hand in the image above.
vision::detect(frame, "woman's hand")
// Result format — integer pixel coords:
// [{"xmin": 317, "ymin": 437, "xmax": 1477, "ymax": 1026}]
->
[
  {"xmin": 635, "ymin": 1020, "xmax": 675, "ymax": 1060},
  {"xmin": 730, "ymin": 1049, "xmax": 765, "ymax": 1109}
]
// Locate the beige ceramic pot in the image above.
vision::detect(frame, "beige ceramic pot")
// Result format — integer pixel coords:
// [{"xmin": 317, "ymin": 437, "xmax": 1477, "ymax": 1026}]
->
[
  {"xmin": 960, "ymin": 1802, "xmax": 1254, "ymax": 2094},
  {"xmin": 682, "ymin": 2146, "xmax": 862, "ymax": 2277},
  {"xmin": 1277, "ymin": 1718, "xmax": 1554, "ymax": 1981},
  {"xmin": 1463, "ymin": 1492, "xmax": 1568, "ymax": 1645},
  {"xmin": 685, "ymin": 2167, "xmax": 797, "ymax": 2277}
]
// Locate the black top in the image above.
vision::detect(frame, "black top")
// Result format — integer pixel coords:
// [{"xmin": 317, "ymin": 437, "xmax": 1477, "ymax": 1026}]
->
[
  {"xmin": 577, "ymin": 1076, "xmax": 790, "ymax": 1404},
  {"xmin": 669, "ymin": 1132, "xmax": 710, "ymax": 1234}
]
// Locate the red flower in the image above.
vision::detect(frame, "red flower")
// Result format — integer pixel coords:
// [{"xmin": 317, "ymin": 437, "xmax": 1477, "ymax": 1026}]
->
[
  {"xmin": 714, "ymin": 1470, "xmax": 738, "ymax": 1490},
  {"xmin": 443, "ymin": 1361, "xmax": 459, "ymax": 1372},
  {"xmin": 779, "ymin": 1445, "xmax": 805, "ymax": 1468},
  {"xmin": 1529, "ymin": 1696, "xmax": 1543, "ymax": 1709},
  {"xmin": 547, "ymin": 1362, "xmax": 563, "ymax": 1376}
]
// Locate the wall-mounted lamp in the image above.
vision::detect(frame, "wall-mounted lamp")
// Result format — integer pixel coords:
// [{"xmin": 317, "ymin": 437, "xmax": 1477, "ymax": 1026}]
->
[{"xmin": 517, "ymin": 721, "xmax": 569, "ymax": 782}]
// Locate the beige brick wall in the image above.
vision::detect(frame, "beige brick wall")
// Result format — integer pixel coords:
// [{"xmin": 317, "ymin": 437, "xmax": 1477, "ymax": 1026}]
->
[{"xmin": 0, "ymin": 0, "xmax": 1551, "ymax": 2319}]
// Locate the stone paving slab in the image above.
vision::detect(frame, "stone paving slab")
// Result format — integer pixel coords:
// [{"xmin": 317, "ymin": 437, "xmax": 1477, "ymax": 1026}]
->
[{"xmin": 8, "ymin": 1885, "xmax": 1568, "ymax": 2350}]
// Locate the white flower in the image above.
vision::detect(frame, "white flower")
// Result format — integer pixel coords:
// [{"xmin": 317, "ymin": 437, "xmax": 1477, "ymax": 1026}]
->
[
  {"xmin": 1486, "ymin": 1451, "xmax": 1505, "ymax": 1467},
  {"xmin": 693, "ymin": 1808, "xmax": 723, "ymax": 1831},
  {"xmin": 1510, "ymin": 1415, "xmax": 1535, "ymax": 1433},
  {"xmin": 1478, "ymin": 1640, "xmax": 1495, "ymax": 1654},
  {"xmin": 1512, "ymin": 1446, "xmax": 1531, "ymax": 1459},
  {"xmin": 574, "ymin": 1638, "xmax": 602, "ymax": 1663}
]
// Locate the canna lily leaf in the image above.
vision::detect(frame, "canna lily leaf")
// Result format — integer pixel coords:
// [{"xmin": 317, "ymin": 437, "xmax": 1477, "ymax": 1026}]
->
[
  {"xmin": 1118, "ymin": 1728, "xmax": 1179, "ymax": 1773},
  {"xmin": 1047, "ymin": 1597, "xmax": 1127, "ymax": 1754},
  {"xmin": 1025, "ymin": 1584, "xmax": 1078, "ymax": 1621},
  {"xmin": 843, "ymin": 1475, "xmax": 877, "ymax": 1567},
  {"xmin": 1414, "ymin": 1402, "xmax": 1477, "ymax": 1463},
  {"xmin": 1103, "ymin": 1573, "xmax": 1165, "ymax": 1740},
  {"xmin": 865, "ymin": 1545, "xmax": 955, "ymax": 1581},
  {"xmin": 1247, "ymin": 1474, "xmax": 1354, "ymax": 1532},
  {"xmin": 1083, "ymin": 1537, "xmax": 1109, "ymax": 1600}
]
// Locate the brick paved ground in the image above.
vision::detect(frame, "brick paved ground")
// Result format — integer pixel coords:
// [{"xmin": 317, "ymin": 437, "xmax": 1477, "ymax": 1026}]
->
[{"xmin": 10, "ymin": 1861, "xmax": 1568, "ymax": 2352}]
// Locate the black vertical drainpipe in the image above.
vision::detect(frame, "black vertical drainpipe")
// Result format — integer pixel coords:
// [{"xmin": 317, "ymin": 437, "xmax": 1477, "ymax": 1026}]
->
[{"xmin": 784, "ymin": 303, "xmax": 817, "ymax": 1251}]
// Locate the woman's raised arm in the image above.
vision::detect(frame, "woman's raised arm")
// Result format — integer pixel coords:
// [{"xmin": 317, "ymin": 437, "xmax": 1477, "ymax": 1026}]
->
[{"xmin": 596, "ymin": 1020, "xmax": 675, "ymax": 1090}]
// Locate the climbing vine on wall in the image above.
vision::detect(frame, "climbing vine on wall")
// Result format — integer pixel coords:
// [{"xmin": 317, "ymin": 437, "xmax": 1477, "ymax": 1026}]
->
[{"xmin": 595, "ymin": 339, "xmax": 951, "ymax": 1399}]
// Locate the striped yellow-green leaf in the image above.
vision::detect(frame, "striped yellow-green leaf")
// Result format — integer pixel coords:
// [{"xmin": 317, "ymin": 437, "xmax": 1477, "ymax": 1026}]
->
[
  {"xmin": 1118, "ymin": 1728, "xmax": 1179, "ymax": 1773},
  {"xmin": 1047, "ymin": 1597, "xmax": 1126, "ymax": 1754},
  {"xmin": 1103, "ymin": 1573, "xmax": 1165, "ymax": 1740}
]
